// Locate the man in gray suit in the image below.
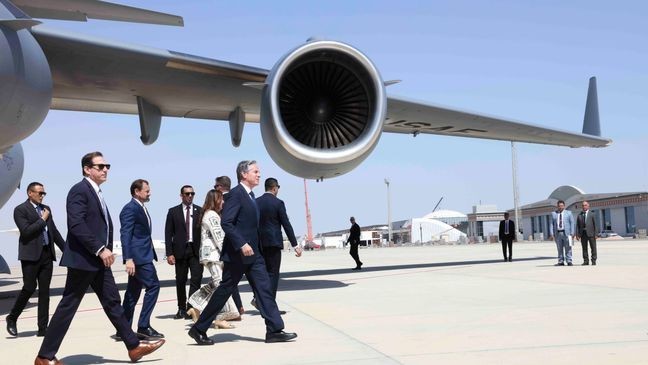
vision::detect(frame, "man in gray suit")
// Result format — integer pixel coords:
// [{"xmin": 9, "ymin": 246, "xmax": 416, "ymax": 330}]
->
[
  {"xmin": 576, "ymin": 201, "xmax": 597, "ymax": 266},
  {"xmin": 549, "ymin": 200, "xmax": 575, "ymax": 266}
]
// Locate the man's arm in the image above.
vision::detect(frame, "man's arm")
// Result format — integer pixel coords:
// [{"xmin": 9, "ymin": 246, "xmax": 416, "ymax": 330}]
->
[
  {"xmin": 164, "ymin": 208, "xmax": 174, "ymax": 257},
  {"xmin": 119, "ymin": 204, "xmax": 135, "ymax": 262},
  {"xmin": 548, "ymin": 214, "xmax": 554, "ymax": 237},
  {"xmin": 48, "ymin": 209, "xmax": 67, "ymax": 251},
  {"xmin": 14, "ymin": 204, "xmax": 47, "ymax": 241},
  {"xmin": 278, "ymin": 201, "xmax": 298, "ymax": 247},
  {"xmin": 221, "ymin": 190, "xmax": 245, "ymax": 251}
]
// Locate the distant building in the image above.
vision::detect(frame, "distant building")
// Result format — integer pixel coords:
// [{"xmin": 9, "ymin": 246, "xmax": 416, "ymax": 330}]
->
[
  {"xmin": 509, "ymin": 185, "xmax": 648, "ymax": 240},
  {"xmin": 467, "ymin": 204, "xmax": 504, "ymax": 242}
]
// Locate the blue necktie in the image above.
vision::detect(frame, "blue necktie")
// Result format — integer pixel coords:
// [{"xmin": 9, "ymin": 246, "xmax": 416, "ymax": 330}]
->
[{"xmin": 36, "ymin": 206, "xmax": 50, "ymax": 246}]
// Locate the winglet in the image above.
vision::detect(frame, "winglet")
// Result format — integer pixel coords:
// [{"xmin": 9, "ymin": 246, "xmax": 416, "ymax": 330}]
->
[{"xmin": 582, "ymin": 77, "xmax": 601, "ymax": 136}]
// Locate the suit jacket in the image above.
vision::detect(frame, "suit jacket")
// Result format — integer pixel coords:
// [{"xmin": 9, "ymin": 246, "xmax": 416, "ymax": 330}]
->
[
  {"xmin": 164, "ymin": 203, "xmax": 202, "ymax": 259},
  {"xmin": 60, "ymin": 178, "xmax": 113, "ymax": 271},
  {"xmin": 498, "ymin": 219, "xmax": 515, "ymax": 241},
  {"xmin": 257, "ymin": 192, "xmax": 298, "ymax": 248},
  {"xmin": 549, "ymin": 209, "xmax": 575, "ymax": 236},
  {"xmin": 220, "ymin": 184, "xmax": 260, "ymax": 265},
  {"xmin": 13, "ymin": 199, "xmax": 65, "ymax": 262},
  {"xmin": 120, "ymin": 198, "xmax": 157, "ymax": 265},
  {"xmin": 576, "ymin": 210, "xmax": 597, "ymax": 237},
  {"xmin": 348, "ymin": 223, "xmax": 360, "ymax": 244}
]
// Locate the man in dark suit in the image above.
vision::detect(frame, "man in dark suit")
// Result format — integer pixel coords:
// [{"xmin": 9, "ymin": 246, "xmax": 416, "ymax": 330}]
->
[
  {"xmin": 6, "ymin": 182, "xmax": 65, "ymax": 337},
  {"xmin": 498, "ymin": 212, "xmax": 516, "ymax": 262},
  {"xmin": 119, "ymin": 179, "xmax": 164, "ymax": 340},
  {"xmin": 256, "ymin": 178, "xmax": 302, "ymax": 303},
  {"xmin": 346, "ymin": 217, "xmax": 362, "ymax": 270},
  {"xmin": 35, "ymin": 152, "xmax": 164, "ymax": 365},
  {"xmin": 164, "ymin": 185, "xmax": 203, "ymax": 319},
  {"xmin": 576, "ymin": 201, "xmax": 598, "ymax": 265},
  {"xmin": 189, "ymin": 160, "xmax": 297, "ymax": 345}
]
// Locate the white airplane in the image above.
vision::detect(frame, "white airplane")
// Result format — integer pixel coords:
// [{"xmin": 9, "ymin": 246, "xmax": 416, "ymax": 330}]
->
[{"xmin": 0, "ymin": 0, "xmax": 611, "ymax": 213}]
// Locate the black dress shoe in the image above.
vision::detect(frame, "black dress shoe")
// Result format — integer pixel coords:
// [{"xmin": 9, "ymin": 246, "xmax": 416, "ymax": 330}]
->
[
  {"xmin": 554, "ymin": 263, "xmax": 565, "ymax": 266},
  {"xmin": 37, "ymin": 328, "xmax": 47, "ymax": 337},
  {"xmin": 6, "ymin": 316, "xmax": 17, "ymax": 337},
  {"xmin": 582, "ymin": 262, "xmax": 589, "ymax": 266},
  {"xmin": 114, "ymin": 332, "xmax": 123, "ymax": 342},
  {"xmin": 592, "ymin": 261, "xmax": 597, "ymax": 266},
  {"xmin": 137, "ymin": 326, "xmax": 165, "ymax": 340},
  {"xmin": 265, "ymin": 330, "xmax": 298, "ymax": 343},
  {"xmin": 174, "ymin": 309, "xmax": 186, "ymax": 320},
  {"xmin": 508, "ymin": 258, "xmax": 512, "ymax": 262},
  {"xmin": 278, "ymin": 310, "xmax": 287, "ymax": 315},
  {"xmin": 567, "ymin": 262, "xmax": 573, "ymax": 266},
  {"xmin": 188, "ymin": 326, "xmax": 214, "ymax": 345}
]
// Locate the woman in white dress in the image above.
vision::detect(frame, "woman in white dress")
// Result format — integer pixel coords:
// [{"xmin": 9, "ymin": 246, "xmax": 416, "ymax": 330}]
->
[{"xmin": 187, "ymin": 189, "xmax": 240, "ymax": 328}]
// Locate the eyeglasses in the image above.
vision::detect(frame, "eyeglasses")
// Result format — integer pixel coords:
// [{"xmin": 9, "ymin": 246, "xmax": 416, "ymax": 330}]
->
[
  {"xmin": 183, "ymin": 192, "xmax": 195, "ymax": 196},
  {"xmin": 91, "ymin": 164, "xmax": 111, "ymax": 170},
  {"xmin": 38, "ymin": 192, "xmax": 47, "ymax": 196}
]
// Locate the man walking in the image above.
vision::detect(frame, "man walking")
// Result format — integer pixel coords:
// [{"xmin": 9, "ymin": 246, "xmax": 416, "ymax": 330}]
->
[
  {"xmin": 119, "ymin": 179, "xmax": 164, "ymax": 340},
  {"xmin": 7, "ymin": 182, "xmax": 65, "ymax": 337},
  {"xmin": 549, "ymin": 200, "xmax": 575, "ymax": 266},
  {"xmin": 165, "ymin": 185, "xmax": 203, "ymax": 319},
  {"xmin": 576, "ymin": 201, "xmax": 597, "ymax": 265},
  {"xmin": 35, "ymin": 152, "xmax": 163, "ymax": 364},
  {"xmin": 346, "ymin": 217, "xmax": 362, "ymax": 270},
  {"xmin": 256, "ymin": 178, "xmax": 303, "ymax": 306},
  {"xmin": 189, "ymin": 160, "xmax": 297, "ymax": 345},
  {"xmin": 498, "ymin": 212, "xmax": 515, "ymax": 262}
]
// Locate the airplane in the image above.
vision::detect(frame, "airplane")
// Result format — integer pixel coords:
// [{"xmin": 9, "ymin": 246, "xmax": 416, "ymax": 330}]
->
[{"xmin": 0, "ymin": 0, "xmax": 611, "ymax": 214}]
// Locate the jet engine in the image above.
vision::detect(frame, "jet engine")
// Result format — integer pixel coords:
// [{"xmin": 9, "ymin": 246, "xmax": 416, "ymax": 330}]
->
[
  {"xmin": 0, "ymin": 143, "xmax": 24, "ymax": 209},
  {"xmin": 0, "ymin": 17, "xmax": 53, "ymax": 150},
  {"xmin": 260, "ymin": 40, "xmax": 387, "ymax": 180}
]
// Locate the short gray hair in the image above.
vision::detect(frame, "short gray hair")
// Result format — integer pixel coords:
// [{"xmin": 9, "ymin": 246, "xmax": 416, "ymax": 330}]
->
[{"xmin": 236, "ymin": 160, "xmax": 257, "ymax": 182}]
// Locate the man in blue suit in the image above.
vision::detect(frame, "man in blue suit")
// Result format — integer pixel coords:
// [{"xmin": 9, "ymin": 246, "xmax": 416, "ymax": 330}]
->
[
  {"xmin": 549, "ymin": 200, "xmax": 575, "ymax": 266},
  {"xmin": 35, "ymin": 152, "xmax": 164, "ymax": 365},
  {"xmin": 256, "ymin": 178, "xmax": 302, "ymax": 304},
  {"xmin": 119, "ymin": 179, "xmax": 164, "ymax": 341},
  {"xmin": 189, "ymin": 160, "xmax": 297, "ymax": 345}
]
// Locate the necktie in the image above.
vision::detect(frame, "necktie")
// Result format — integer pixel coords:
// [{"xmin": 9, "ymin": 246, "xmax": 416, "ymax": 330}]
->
[
  {"xmin": 249, "ymin": 191, "xmax": 259, "ymax": 221},
  {"xmin": 98, "ymin": 189, "xmax": 109, "ymax": 245},
  {"xmin": 558, "ymin": 212, "xmax": 563, "ymax": 230},
  {"xmin": 185, "ymin": 205, "xmax": 191, "ymax": 242},
  {"xmin": 143, "ymin": 204, "xmax": 151, "ymax": 229},
  {"xmin": 36, "ymin": 206, "xmax": 49, "ymax": 246},
  {"xmin": 505, "ymin": 220, "xmax": 509, "ymax": 235}
]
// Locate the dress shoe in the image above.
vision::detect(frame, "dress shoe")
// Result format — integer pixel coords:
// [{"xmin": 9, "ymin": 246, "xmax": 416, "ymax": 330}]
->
[
  {"xmin": 265, "ymin": 330, "xmax": 298, "ymax": 343},
  {"xmin": 34, "ymin": 356, "xmax": 63, "ymax": 365},
  {"xmin": 127, "ymin": 339, "xmax": 165, "ymax": 362},
  {"xmin": 114, "ymin": 332, "xmax": 123, "ymax": 342},
  {"xmin": 508, "ymin": 258, "xmax": 512, "ymax": 262},
  {"xmin": 278, "ymin": 310, "xmax": 287, "ymax": 315},
  {"xmin": 250, "ymin": 298, "xmax": 258, "ymax": 310},
  {"xmin": 582, "ymin": 262, "xmax": 589, "ymax": 266},
  {"xmin": 137, "ymin": 326, "xmax": 165, "ymax": 340},
  {"xmin": 567, "ymin": 262, "xmax": 573, "ymax": 266},
  {"xmin": 6, "ymin": 316, "xmax": 17, "ymax": 337},
  {"xmin": 174, "ymin": 309, "xmax": 185, "ymax": 319},
  {"xmin": 37, "ymin": 328, "xmax": 47, "ymax": 337},
  {"xmin": 188, "ymin": 326, "xmax": 214, "ymax": 345},
  {"xmin": 592, "ymin": 261, "xmax": 597, "ymax": 266}
]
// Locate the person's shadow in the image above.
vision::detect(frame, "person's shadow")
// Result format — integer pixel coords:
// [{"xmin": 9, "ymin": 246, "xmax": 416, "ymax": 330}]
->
[{"xmin": 61, "ymin": 354, "xmax": 162, "ymax": 364}]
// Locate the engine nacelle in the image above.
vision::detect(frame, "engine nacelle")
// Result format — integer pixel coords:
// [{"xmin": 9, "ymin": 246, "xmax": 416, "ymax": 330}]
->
[
  {"xmin": 0, "ymin": 19, "xmax": 52, "ymax": 151},
  {"xmin": 0, "ymin": 143, "xmax": 24, "ymax": 210},
  {"xmin": 260, "ymin": 40, "xmax": 386, "ymax": 180}
]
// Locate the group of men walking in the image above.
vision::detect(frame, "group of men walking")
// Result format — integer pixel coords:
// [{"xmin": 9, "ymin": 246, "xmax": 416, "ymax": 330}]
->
[{"xmin": 5, "ymin": 152, "xmax": 305, "ymax": 364}]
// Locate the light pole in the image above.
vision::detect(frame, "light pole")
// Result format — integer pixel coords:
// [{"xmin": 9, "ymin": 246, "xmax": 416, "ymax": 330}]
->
[{"xmin": 384, "ymin": 178, "xmax": 392, "ymax": 245}]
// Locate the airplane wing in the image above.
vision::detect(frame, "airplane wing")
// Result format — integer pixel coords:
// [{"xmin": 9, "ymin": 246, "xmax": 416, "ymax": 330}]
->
[{"xmin": 31, "ymin": 26, "xmax": 610, "ymax": 148}]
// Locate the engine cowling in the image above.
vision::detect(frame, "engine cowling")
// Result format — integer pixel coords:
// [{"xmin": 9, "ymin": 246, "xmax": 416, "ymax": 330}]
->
[
  {"xmin": 260, "ymin": 40, "xmax": 386, "ymax": 180},
  {"xmin": 0, "ymin": 20, "xmax": 52, "ymax": 151},
  {"xmin": 0, "ymin": 143, "xmax": 24, "ymax": 210}
]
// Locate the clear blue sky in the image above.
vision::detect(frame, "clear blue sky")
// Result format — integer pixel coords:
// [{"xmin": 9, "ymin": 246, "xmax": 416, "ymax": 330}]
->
[{"xmin": 1, "ymin": 1, "xmax": 647, "ymax": 263}]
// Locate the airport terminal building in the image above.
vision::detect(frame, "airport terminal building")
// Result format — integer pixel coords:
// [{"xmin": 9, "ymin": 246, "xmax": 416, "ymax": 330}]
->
[{"xmin": 510, "ymin": 185, "xmax": 648, "ymax": 240}]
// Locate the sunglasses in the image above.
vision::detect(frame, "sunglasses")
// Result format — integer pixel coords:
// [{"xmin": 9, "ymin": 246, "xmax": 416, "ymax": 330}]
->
[
  {"xmin": 183, "ymin": 192, "xmax": 196, "ymax": 196},
  {"xmin": 33, "ymin": 191, "xmax": 47, "ymax": 196},
  {"xmin": 91, "ymin": 163, "xmax": 111, "ymax": 170}
]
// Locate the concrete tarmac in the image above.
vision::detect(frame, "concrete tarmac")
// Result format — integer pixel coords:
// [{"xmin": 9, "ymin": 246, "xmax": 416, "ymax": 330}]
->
[{"xmin": 1, "ymin": 240, "xmax": 647, "ymax": 364}]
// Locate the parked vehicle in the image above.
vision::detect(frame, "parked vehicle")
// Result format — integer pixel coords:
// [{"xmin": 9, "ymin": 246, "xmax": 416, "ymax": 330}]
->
[{"xmin": 599, "ymin": 230, "xmax": 622, "ymax": 239}]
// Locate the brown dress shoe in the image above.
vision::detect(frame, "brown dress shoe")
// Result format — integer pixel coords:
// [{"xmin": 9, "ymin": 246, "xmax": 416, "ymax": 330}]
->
[
  {"xmin": 128, "ymin": 339, "xmax": 165, "ymax": 362},
  {"xmin": 34, "ymin": 357, "xmax": 63, "ymax": 365}
]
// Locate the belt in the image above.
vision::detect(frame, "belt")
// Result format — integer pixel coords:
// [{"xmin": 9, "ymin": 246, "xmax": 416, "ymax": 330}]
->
[{"xmin": 557, "ymin": 230, "xmax": 565, "ymax": 233}]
